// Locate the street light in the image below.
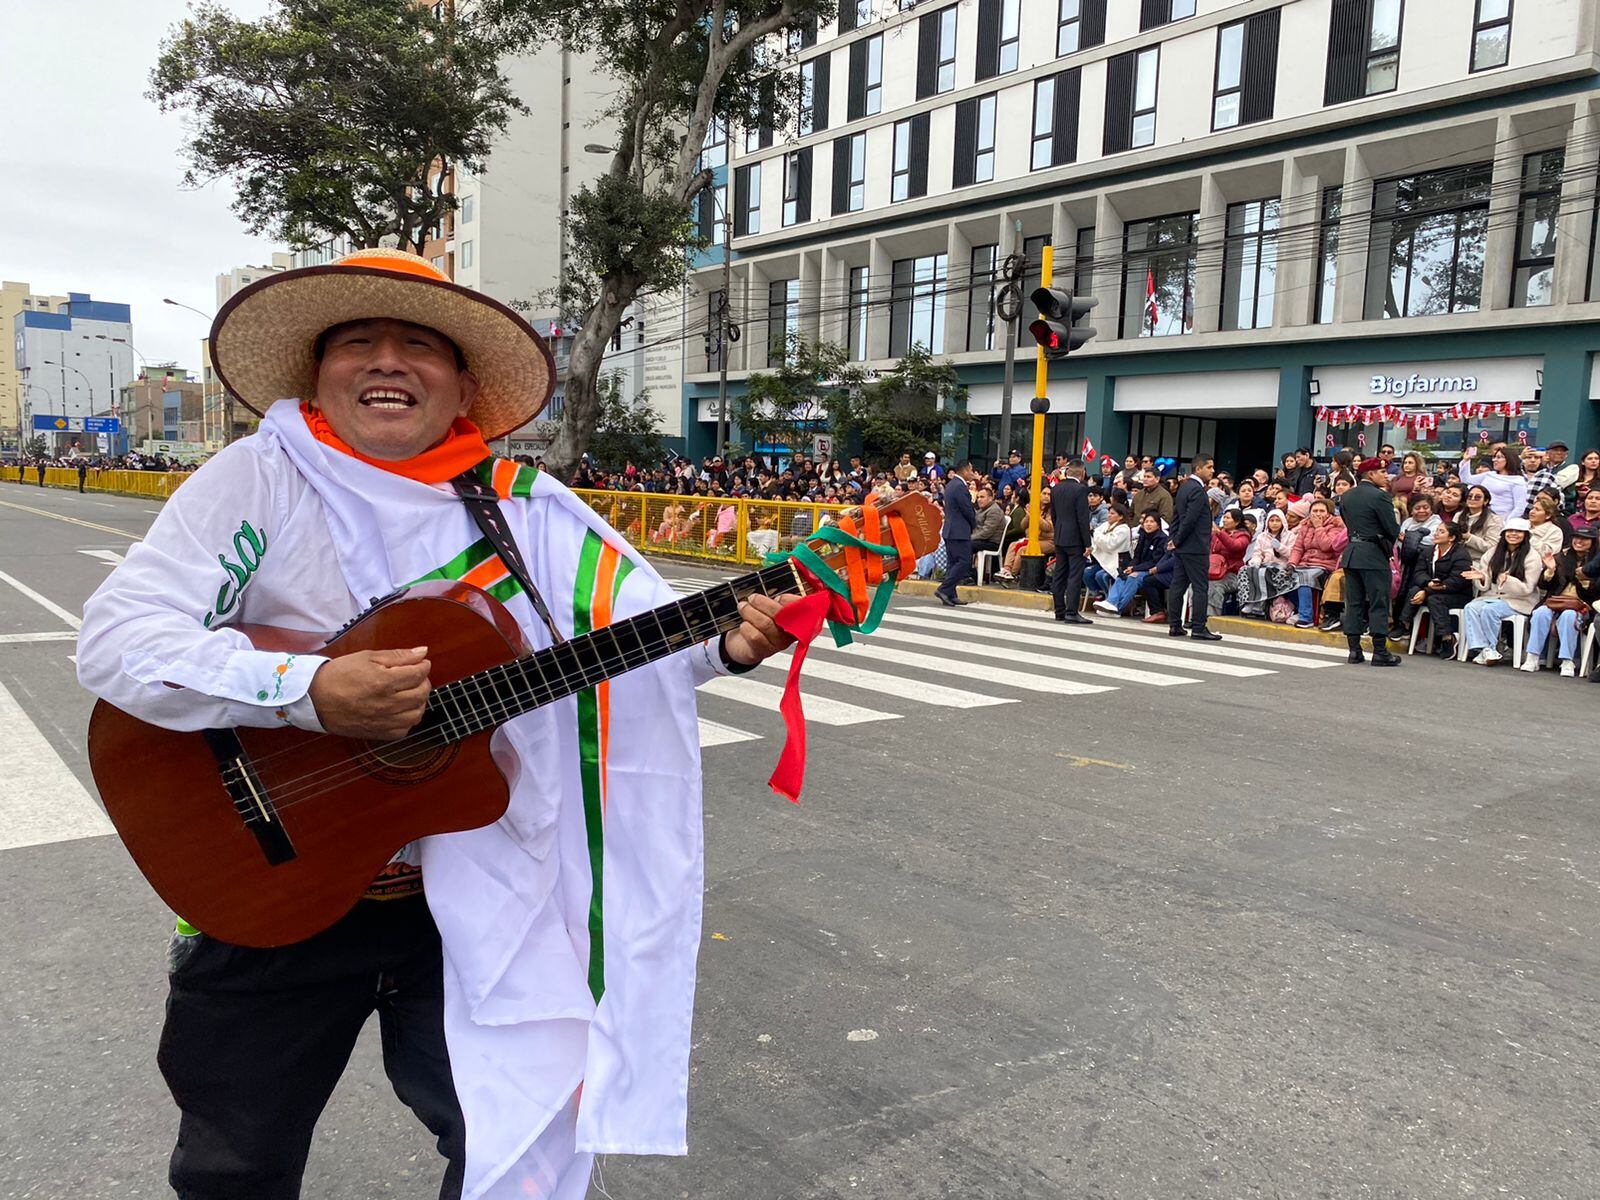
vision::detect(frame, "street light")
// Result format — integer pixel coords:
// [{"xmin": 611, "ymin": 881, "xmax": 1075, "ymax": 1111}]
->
[
  {"xmin": 162, "ymin": 297, "xmax": 214, "ymax": 322},
  {"xmin": 41, "ymin": 360, "xmax": 95, "ymax": 455}
]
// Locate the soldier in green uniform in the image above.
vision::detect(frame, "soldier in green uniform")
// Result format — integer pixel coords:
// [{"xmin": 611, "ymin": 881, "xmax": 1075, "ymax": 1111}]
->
[{"xmin": 1339, "ymin": 457, "xmax": 1403, "ymax": 666}]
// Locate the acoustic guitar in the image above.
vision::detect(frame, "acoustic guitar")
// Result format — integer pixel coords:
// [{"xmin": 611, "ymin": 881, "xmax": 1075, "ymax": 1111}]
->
[{"xmin": 87, "ymin": 494, "xmax": 940, "ymax": 947}]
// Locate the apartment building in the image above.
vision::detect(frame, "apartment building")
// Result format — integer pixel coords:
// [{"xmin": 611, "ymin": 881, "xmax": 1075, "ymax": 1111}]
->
[
  {"xmin": 12, "ymin": 292, "xmax": 137, "ymax": 453},
  {"xmin": 683, "ymin": 0, "xmax": 1600, "ymax": 472},
  {"xmin": 1, "ymin": 281, "xmax": 70, "ymax": 451}
]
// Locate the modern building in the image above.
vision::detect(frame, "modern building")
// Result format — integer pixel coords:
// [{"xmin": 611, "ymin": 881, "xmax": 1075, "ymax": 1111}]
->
[
  {"xmin": 1, "ymin": 281, "xmax": 69, "ymax": 451},
  {"xmin": 13, "ymin": 292, "xmax": 137, "ymax": 453},
  {"xmin": 119, "ymin": 370, "xmax": 205, "ymax": 454},
  {"xmin": 681, "ymin": 0, "xmax": 1600, "ymax": 474}
]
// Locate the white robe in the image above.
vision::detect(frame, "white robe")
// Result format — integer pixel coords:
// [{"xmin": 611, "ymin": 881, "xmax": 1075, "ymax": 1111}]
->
[{"xmin": 78, "ymin": 400, "xmax": 727, "ymax": 1198}]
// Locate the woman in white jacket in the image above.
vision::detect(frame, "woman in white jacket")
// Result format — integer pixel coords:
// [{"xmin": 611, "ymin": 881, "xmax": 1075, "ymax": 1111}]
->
[
  {"xmin": 1458, "ymin": 444, "xmax": 1528, "ymax": 518},
  {"xmin": 1459, "ymin": 517, "xmax": 1543, "ymax": 664},
  {"xmin": 1085, "ymin": 502, "xmax": 1132, "ymax": 602}
]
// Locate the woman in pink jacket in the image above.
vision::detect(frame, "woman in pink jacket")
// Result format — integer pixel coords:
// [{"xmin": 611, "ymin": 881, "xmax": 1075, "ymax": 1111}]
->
[
  {"xmin": 1207, "ymin": 508, "xmax": 1252, "ymax": 615},
  {"xmin": 1287, "ymin": 497, "xmax": 1348, "ymax": 627}
]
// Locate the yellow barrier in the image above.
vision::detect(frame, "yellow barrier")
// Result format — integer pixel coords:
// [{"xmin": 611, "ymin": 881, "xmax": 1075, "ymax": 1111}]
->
[
  {"xmin": 1, "ymin": 467, "xmax": 192, "ymax": 499},
  {"xmin": 570, "ymin": 489, "xmax": 852, "ymax": 567}
]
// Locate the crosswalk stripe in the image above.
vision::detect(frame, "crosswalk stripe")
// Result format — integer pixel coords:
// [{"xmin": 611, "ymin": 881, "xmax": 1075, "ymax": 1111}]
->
[
  {"xmin": 881, "ymin": 612, "xmax": 1273, "ymax": 678},
  {"xmin": 0, "ymin": 567, "xmax": 81, "ymax": 630},
  {"xmin": 699, "ymin": 718, "xmax": 761, "ymax": 747},
  {"xmin": 819, "ymin": 640, "xmax": 1116, "ymax": 696},
  {"xmin": 698, "ymin": 674, "xmax": 899, "ymax": 725},
  {"xmin": 761, "ymin": 652, "xmax": 1015, "ymax": 709},
  {"xmin": 909, "ymin": 604, "xmax": 1339, "ymax": 668},
  {"xmin": 0, "ymin": 677, "xmax": 113, "ymax": 852},
  {"xmin": 865, "ymin": 624, "xmax": 1199, "ymax": 687},
  {"xmin": 0, "ymin": 632, "xmax": 79, "ymax": 645}
]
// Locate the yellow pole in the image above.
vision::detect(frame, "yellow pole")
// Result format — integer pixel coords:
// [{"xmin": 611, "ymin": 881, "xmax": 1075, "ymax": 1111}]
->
[{"xmin": 1023, "ymin": 244, "xmax": 1054, "ymax": 558}]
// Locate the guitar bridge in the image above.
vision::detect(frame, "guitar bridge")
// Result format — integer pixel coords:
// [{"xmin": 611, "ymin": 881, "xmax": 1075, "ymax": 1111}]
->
[{"xmin": 201, "ymin": 728, "xmax": 297, "ymax": 866}]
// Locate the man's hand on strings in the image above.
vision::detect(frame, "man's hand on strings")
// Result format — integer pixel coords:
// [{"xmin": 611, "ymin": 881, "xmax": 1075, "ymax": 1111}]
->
[
  {"xmin": 309, "ymin": 647, "xmax": 433, "ymax": 741},
  {"xmin": 723, "ymin": 594, "xmax": 803, "ymax": 666}
]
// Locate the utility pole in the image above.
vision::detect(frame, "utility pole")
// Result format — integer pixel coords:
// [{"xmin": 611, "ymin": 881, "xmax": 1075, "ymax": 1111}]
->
[
  {"xmin": 714, "ymin": 188, "xmax": 732, "ymax": 460},
  {"xmin": 996, "ymin": 219, "xmax": 1023, "ymax": 460},
  {"xmin": 1017, "ymin": 244, "xmax": 1056, "ymax": 593}
]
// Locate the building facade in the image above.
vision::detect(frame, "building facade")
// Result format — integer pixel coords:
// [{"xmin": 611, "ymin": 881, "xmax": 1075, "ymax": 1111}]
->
[
  {"xmin": 1, "ymin": 281, "xmax": 69, "ymax": 452},
  {"xmin": 682, "ymin": 0, "xmax": 1600, "ymax": 474},
  {"xmin": 13, "ymin": 292, "xmax": 137, "ymax": 453}
]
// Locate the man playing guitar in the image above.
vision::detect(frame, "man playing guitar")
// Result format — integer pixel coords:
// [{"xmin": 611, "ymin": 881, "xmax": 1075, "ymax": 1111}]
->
[{"xmin": 77, "ymin": 249, "xmax": 799, "ymax": 1199}]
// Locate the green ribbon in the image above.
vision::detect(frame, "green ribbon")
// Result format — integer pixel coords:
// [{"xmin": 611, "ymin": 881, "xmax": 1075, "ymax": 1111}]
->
[{"xmin": 766, "ymin": 524, "xmax": 903, "ymax": 647}]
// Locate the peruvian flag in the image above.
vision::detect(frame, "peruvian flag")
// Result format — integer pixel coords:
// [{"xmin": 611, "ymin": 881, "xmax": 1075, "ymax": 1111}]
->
[
  {"xmin": 1081, "ymin": 435, "xmax": 1095, "ymax": 462},
  {"xmin": 1145, "ymin": 269, "xmax": 1158, "ymax": 331}
]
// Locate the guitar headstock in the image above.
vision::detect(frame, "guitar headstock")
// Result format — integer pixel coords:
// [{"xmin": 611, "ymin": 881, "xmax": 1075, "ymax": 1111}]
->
[{"xmin": 798, "ymin": 492, "xmax": 942, "ymax": 582}]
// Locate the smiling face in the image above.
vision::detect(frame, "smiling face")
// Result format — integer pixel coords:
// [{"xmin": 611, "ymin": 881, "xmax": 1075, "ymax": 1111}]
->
[{"xmin": 311, "ymin": 319, "xmax": 478, "ymax": 460}]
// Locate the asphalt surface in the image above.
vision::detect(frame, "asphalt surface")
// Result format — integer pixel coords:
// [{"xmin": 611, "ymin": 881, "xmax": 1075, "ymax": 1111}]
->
[{"xmin": 2, "ymin": 478, "xmax": 1598, "ymax": 1200}]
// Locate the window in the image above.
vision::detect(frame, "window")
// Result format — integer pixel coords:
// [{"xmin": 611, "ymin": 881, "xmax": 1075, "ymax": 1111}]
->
[
  {"xmin": 768, "ymin": 279, "xmax": 800, "ymax": 366},
  {"xmin": 782, "ymin": 150, "xmax": 812, "ymax": 226},
  {"xmin": 1472, "ymin": 0, "xmax": 1511, "ymax": 71},
  {"xmin": 798, "ymin": 57, "xmax": 830, "ymax": 135},
  {"xmin": 459, "ymin": 240, "xmax": 475, "ymax": 269},
  {"xmin": 787, "ymin": 18, "xmax": 817, "ymax": 53},
  {"xmin": 1314, "ymin": 186, "xmax": 1342, "ymax": 324},
  {"xmin": 1121, "ymin": 213, "xmax": 1197, "ymax": 338},
  {"xmin": 1132, "ymin": 48, "xmax": 1158, "ymax": 148},
  {"xmin": 460, "ymin": 195, "xmax": 476, "ymax": 224},
  {"xmin": 697, "ymin": 182, "xmax": 728, "ymax": 246},
  {"xmin": 1221, "ymin": 199, "xmax": 1278, "ymax": 331},
  {"xmin": 891, "ymin": 115, "xmax": 929, "ymax": 201},
  {"xmin": 967, "ymin": 243, "xmax": 999, "ymax": 352},
  {"xmin": 700, "ymin": 117, "xmax": 727, "ymax": 170},
  {"xmin": 734, "ymin": 162, "xmax": 761, "ymax": 236},
  {"xmin": 1104, "ymin": 46, "xmax": 1159, "ymax": 153},
  {"xmin": 916, "ymin": 7, "xmax": 959, "ymax": 99},
  {"xmin": 848, "ymin": 267, "xmax": 871, "ymax": 360},
  {"xmin": 954, "ymin": 94, "xmax": 997, "ymax": 187},
  {"xmin": 889, "ymin": 253, "xmax": 948, "ymax": 355},
  {"xmin": 832, "ymin": 133, "xmax": 867, "ymax": 215},
  {"xmin": 1512, "ymin": 149, "xmax": 1561, "ymax": 308},
  {"xmin": 849, "ymin": 36, "xmax": 883, "ymax": 119},
  {"xmin": 1140, "ymin": 0, "xmax": 1195, "ymax": 31},
  {"xmin": 1057, "ymin": 0, "xmax": 1106, "ymax": 56},
  {"xmin": 1211, "ymin": 9, "xmax": 1281, "ymax": 131},
  {"xmin": 1364, "ymin": 163, "xmax": 1491, "ymax": 319},
  {"xmin": 1031, "ymin": 68, "xmax": 1082, "ymax": 170},
  {"xmin": 1325, "ymin": 0, "xmax": 1403, "ymax": 104},
  {"xmin": 837, "ymin": 0, "xmax": 872, "ymax": 33},
  {"xmin": 1022, "ymin": 233, "xmax": 1052, "ymax": 302},
  {"xmin": 976, "ymin": 0, "xmax": 1020, "ymax": 81},
  {"xmin": 1073, "ymin": 227, "xmax": 1095, "ymax": 295},
  {"xmin": 866, "ymin": 35, "xmax": 883, "ymax": 114}
]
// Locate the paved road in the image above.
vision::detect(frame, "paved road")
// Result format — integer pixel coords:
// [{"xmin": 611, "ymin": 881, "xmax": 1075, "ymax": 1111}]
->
[{"xmin": 3, "ymin": 479, "xmax": 1598, "ymax": 1200}]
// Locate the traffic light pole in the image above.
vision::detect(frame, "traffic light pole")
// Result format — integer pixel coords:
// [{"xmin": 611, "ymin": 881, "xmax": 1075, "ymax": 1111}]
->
[
  {"xmin": 1017, "ymin": 243, "xmax": 1054, "ymax": 593},
  {"xmin": 996, "ymin": 219, "xmax": 1022, "ymax": 458}
]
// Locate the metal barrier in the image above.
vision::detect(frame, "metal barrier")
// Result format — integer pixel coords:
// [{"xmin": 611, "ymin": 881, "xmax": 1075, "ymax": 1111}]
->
[
  {"xmin": 1, "ymin": 467, "xmax": 192, "ymax": 499},
  {"xmin": 570, "ymin": 489, "xmax": 853, "ymax": 567}
]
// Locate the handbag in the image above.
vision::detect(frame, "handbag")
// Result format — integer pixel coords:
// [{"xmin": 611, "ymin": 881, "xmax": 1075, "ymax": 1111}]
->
[{"xmin": 1544, "ymin": 585, "xmax": 1589, "ymax": 614}]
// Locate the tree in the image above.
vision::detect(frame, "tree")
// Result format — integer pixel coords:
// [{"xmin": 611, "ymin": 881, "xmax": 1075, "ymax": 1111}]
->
[
  {"xmin": 24, "ymin": 435, "xmax": 47, "ymax": 460},
  {"xmin": 150, "ymin": 0, "xmax": 523, "ymax": 253},
  {"xmin": 834, "ymin": 346, "xmax": 972, "ymax": 466},
  {"xmin": 486, "ymin": 0, "xmax": 834, "ymax": 475},
  {"xmin": 733, "ymin": 336, "xmax": 863, "ymax": 463},
  {"xmin": 556, "ymin": 372, "xmax": 668, "ymax": 470}
]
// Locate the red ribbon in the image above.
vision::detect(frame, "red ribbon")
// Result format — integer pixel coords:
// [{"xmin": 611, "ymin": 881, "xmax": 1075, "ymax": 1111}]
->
[{"xmin": 765, "ymin": 569, "xmax": 860, "ymax": 804}]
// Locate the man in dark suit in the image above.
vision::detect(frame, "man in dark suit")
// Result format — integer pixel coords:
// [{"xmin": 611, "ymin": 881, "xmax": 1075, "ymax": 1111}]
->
[
  {"xmin": 937, "ymin": 460, "xmax": 978, "ymax": 607},
  {"xmin": 1050, "ymin": 460, "xmax": 1093, "ymax": 624},
  {"xmin": 1339, "ymin": 457, "xmax": 1403, "ymax": 665},
  {"xmin": 1168, "ymin": 454, "xmax": 1222, "ymax": 641}
]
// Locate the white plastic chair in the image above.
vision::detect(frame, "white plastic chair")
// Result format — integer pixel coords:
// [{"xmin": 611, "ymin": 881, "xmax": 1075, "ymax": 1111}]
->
[
  {"xmin": 1579, "ymin": 623, "xmax": 1598, "ymax": 679},
  {"xmin": 1502, "ymin": 613, "xmax": 1528, "ymax": 667},
  {"xmin": 1407, "ymin": 608, "xmax": 1431, "ymax": 656},
  {"xmin": 974, "ymin": 549, "xmax": 1000, "ymax": 586}
]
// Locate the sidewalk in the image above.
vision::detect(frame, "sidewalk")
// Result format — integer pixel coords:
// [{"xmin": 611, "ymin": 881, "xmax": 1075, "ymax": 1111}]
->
[{"xmin": 892, "ymin": 577, "xmax": 1360, "ymax": 650}]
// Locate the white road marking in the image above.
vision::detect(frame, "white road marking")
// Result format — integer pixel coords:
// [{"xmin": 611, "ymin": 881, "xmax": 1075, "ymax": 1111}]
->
[
  {"xmin": 865, "ymin": 624, "xmax": 1199, "ymax": 687},
  {"xmin": 0, "ymin": 632, "xmax": 79, "ymax": 645},
  {"xmin": 883, "ymin": 612, "xmax": 1273, "ymax": 678},
  {"xmin": 143, "ymin": 509, "xmax": 162, "ymax": 515},
  {"xmin": 0, "ymin": 568, "xmax": 81, "ymax": 630},
  {"xmin": 0, "ymin": 677, "xmax": 113, "ymax": 851},
  {"xmin": 699, "ymin": 718, "xmax": 761, "ymax": 747},
  {"xmin": 762, "ymin": 652, "xmax": 1015, "ymax": 708},
  {"xmin": 823, "ymin": 640, "xmax": 1116, "ymax": 696},
  {"xmin": 699, "ymin": 674, "xmax": 899, "ymax": 725},
  {"xmin": 77, "ymin": 548, "xmax": 125, "ymax": 567}
]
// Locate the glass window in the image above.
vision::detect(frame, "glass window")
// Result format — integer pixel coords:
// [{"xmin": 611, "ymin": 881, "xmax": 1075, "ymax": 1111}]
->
[
  {"xmin": 783, "ymin": 152, "xmax": 804, "ymax": 227},
  {"xmin": 459, "ymin": 239, "xmax": 474, "ymax": 269},
  {"xmin": 1032, "ymin": 77, "xmax": 1056, "ymax": 170},
  {"xmin": 1472, "ymin": 0, "xmax": 1511, "ymax": 72},
  {"xmin": 848, "ymin": 267, "xmax": 870, "ymax": 360},
  {"xmin": 1314, "ymin": 186, "xmax": 1342, "ymax": 325},
  {"xmin": 1364, "ymin": 163, "xmax": 1491, "ymax": 319},
  {"xmin": 866, "ymin": 36, "xmax": 883, "ymax": 115},
  {"xmin": 1073, "ymin": 226, "xmax": 1095, "ymax": 295},
  {"xmin": 892, "ymin": 120, "xmax": 912, "ymax": 202},
  {"xmin": 889, "ymin": 253, "xmax": 948, "ymax": 355},
  {"xmin": 1121, "ymin": 213, "xmax": 1197, "ymax": 339},
  {"xmin": 1213, "ymin": 21, "xmax": 1244, "ymax": 130},
  {"xmin": 460, "ymin": 194, "xmax": 475, "ymax": 224},
  {"xmin": 768, "ymin": 278, "xmax": 800, "ymax": 366},
  {"xmin": 967, "ymin": 243, "xmax": 999, "ymax": 352},
  {"xmin": 701, "ymin": 117, "xmax": 727, "ymax": 169},
  {"xmin": 999, "ymin": 0, "xmax": 1021, "ymax": 73},
  {"xmin": 1221, "ymin": 198, "xmax": 1279, "ymax": 331},
  {"xmin": 745, "ymin": 162, "xmax": 762, "ymax": 235},
  {"xmin": 937, "ymin": 8, "xmax": 958, "ymax": 92},
  {"xmin": 1132, "ymin": 48, "xmax": 1158, "ymax": 148},
  {"xmin": 974, "ymin": 95, "xmax": 997, "ymax": 183},
  {"xmin": 1512, "ymin": 149, "xmax": 1562, "ymax": 308},
  {"xmin": 855, "ymin": 0, "xmax": 873, "ymax": 25},
  {"xmin": 1172, "ymin": 0, "xmax": 1196, "ymax": 17},
  {"xmin": 1057, "ymin": 0, "xmax": 1080, "ymax": 56},
  {"xmin": 1366, "ymin": 0, "xmax": 1402, "ymax": 95},
  {"xmin": 798, "ymin": 63, "xmax": 817, "ymax": 136},
  {"xmin": 846, "ymin": 133, "xmax": 866, "ymax": 212},
  {"xmin": 709, "ymin": 183, "xmax": 727, "ymax": 245}
]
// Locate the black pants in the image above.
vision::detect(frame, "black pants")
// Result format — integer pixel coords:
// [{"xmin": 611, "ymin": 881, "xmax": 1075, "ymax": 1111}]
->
[
  {"xmin": 939, "ymin": 538, "xmax": 972, "ymax": 600},
  {"xmin": 1168, "ymin": 553, "xmax": 1209, "ymax": 633},
  {"xmin": 158, "ymin": 896, "xmax": 465, "ymax": 1199},
  {"xmin": 1342, "ymin": 566, "xmax": 1392, "ymax": 646},
  {"xmin": 1051, "ymin": 547, "xmax": 1085, "ymax": 616}
]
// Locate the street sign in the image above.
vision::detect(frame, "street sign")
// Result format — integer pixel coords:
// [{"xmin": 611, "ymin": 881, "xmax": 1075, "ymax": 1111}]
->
[
  {"xmin": 811, "ymin": 434, "xmax": 833, "ymax": 461},
  {"xmin": 84, "ymin": 416, "xmax": 121, "ymax": 433},
  {"xmin": 34, "ymin": 415, "xmax": 85, "ymax": 432}
]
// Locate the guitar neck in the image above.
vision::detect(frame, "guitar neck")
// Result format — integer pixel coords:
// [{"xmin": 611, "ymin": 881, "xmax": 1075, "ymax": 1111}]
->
[{"xmin": 424, "ymin": 559, "xmax": 808, "ymax": 740}]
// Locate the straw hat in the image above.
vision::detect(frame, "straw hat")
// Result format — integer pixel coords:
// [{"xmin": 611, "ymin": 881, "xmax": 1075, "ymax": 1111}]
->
[{"xmin": 209, "ymin": 248, "xmax": 554, "ymax": 440}]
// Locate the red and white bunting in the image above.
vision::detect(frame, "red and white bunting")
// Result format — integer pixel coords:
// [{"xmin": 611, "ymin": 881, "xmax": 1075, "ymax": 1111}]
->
[{"xmin": 1315, "ymin": 401, "xmax": 1527, "ymax": 433}]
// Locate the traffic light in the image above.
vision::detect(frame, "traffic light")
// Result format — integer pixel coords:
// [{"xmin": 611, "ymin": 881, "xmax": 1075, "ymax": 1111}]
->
[{"xmin": 1028, "ymin": 287, "xmax": 1098, "ymax": 359}]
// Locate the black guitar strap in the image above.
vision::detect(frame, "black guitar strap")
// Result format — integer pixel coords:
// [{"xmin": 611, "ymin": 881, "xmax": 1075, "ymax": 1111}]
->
[{"xmin": 450, "ymin": 469, "xmax": 566, "ymax": 645}]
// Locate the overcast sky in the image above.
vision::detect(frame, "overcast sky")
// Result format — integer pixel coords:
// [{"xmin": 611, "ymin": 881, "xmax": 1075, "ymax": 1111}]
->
[{"xmin": 3, "ymin": 0, "xmax": 283, "ymax": 372}]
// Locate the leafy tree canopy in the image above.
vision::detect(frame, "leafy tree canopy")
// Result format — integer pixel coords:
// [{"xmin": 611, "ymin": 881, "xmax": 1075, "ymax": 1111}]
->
[{"xmin": 555, "ymin": 372, "xmax": 668, "ymax": 470}]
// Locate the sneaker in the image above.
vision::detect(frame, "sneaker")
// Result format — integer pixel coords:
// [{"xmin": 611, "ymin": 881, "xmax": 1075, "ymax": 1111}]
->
[
  {"xmin": 1519, "ymin": 657, "xmax": 1540, "ymax": 673},
  {"xmin": 1561, "ymin": 660, "xmax": 1577, "ymax": 678},
  {"xmin": 1481, "ymin": 648, "xmax": 1503, "ymax": 665},
  {"xmin": 1317, "ymin": 616, "xmax": 1342, "ymax": 633},
  {"xmin": 1094, "ymin": 600, "xmax": 1118, "ymax": 615},
  {"xmin": 1283, "ymin": 615, "xmax": 1301, "ymax": 627},
  {"xmin": 1470, "ymin": 649, "xmax": 1489, "ymax": 665}
]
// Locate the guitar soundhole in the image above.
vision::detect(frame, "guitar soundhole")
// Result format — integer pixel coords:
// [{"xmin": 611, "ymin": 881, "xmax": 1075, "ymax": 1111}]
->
[{"xmin": 356, "ymin": 737, "xmax": 459, "ymax": 784}]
